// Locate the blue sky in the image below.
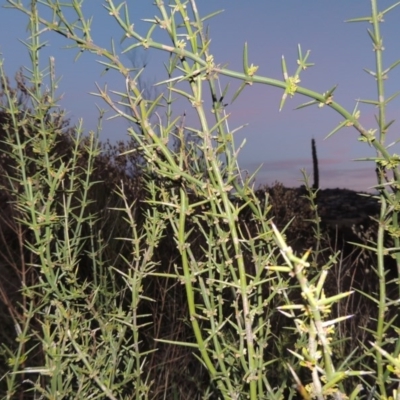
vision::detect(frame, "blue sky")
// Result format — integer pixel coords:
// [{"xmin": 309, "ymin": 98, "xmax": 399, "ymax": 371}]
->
[{"xmin": 1, "ymin": 1, "xmax": 400, "ymax": 191}]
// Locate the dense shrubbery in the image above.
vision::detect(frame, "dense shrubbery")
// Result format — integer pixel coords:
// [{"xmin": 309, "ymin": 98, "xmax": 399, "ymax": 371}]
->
[
  {"xmin": 1, "ymin": 1, "xmax": 400, "ymax": 399},
  {"xmin": 0, "ymin": 75, "xmax": 396, "ymax": 399}
]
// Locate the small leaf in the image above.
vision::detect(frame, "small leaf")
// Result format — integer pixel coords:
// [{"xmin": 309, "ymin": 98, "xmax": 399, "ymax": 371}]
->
[
  {"xmin": 381, "ymin": 1, "xmax": 400, "ymax": 16},
  {"xmin": 231, "ymin": 82, "xmax": 247, "ymax": 104},
  {"xmin": 321, "ymin": 315, "xmax": 354, "ymax": 328},
  {"xmin": 243, "ymin": 42, "xmax": 249, "ymax": 75},
  {"xmin": 367, "ymin": 28, "xmax": 378, "ymax": 45},
  {"xmin": 324, "ymin": 120, "xmax": 348, "ymax": 139},
  {"xmin": 385, "ymin": 91, "xmax": 400, "ymax": 104},
  {"xmin": 316, "ymin": 291, "xmax": 354, "ymax": 306},
  {"xmin": 295, "ymin": 99, "xmax": 319, "ymax": 110},
  {"xmin": 345, "ymin": 16, "xmax": 372, "ymax": 23},
  {"xmin": 363, "ymin": 67, "xmax": 377, "ymax": 77},
  {"xmin": 383, "ymin": 59, "xmax": 400, "ymax": 75},
  {"xmin": 383, "ymin": 119, "xmax": 396, "ymax": 133},
  {"xmin": 357, "ymin": 98, "xmax": 380, "ymax": 105},
  {"xmin": 201, "ymin": 9, "xmax": 225, "ymax": 22},
  {"xmin": 281, "ymin": 55, "xmax": 288, "ymax": 80}
]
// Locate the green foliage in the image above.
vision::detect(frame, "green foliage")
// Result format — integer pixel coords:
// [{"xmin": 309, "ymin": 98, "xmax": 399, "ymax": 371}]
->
[{"xmin": 0, "ymin": 0, "xmax": 400, "ymax": 399}]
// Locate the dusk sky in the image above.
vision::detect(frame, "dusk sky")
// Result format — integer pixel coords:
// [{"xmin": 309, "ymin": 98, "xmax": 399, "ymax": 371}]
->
[{"xmin": 1, "ymin": 1, "xmax": 400, "ymax": 192}]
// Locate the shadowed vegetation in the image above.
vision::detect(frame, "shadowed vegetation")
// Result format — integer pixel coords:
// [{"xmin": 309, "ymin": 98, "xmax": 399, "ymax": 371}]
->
[{"xmin": 1, "ymin": 0, "xmax": 400, "ymax": 399}]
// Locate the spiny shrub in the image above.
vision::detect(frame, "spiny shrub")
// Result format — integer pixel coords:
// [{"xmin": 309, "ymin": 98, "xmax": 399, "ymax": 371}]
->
[{"xmin": 1, "ymin": 0, "xmax": 400, "ymax": 398}]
